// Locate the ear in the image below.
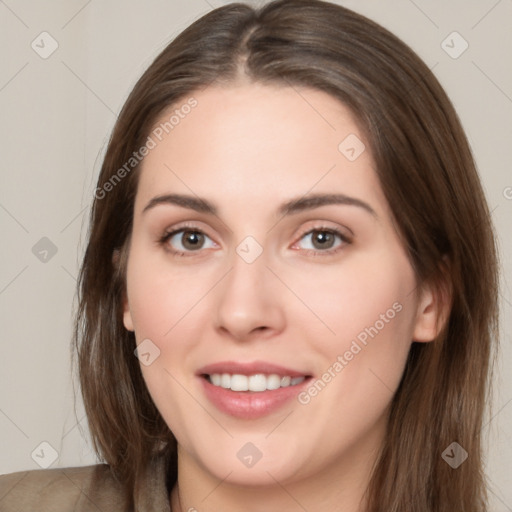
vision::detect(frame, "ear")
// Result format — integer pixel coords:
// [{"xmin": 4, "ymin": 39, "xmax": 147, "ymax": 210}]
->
[
  {"xmin": 412, "ymin": 270, "xmax": 452, "ymax": 343},
  {"xmin": 122, "ymin": 296, "xmax": 134, "ymax": 332},
  {"xmin": 113, "ymin": 249, "xmax": 134, "ymax": 332}
]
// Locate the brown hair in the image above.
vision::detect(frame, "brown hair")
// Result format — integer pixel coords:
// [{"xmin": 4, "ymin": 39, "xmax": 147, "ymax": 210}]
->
[{"xmin": 74, "ymin": 0, "xmax": 499, "ymax": 510}]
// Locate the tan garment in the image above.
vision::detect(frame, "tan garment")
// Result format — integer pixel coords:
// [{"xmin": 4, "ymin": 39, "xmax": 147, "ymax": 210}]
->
[{"xmin": 0, "ymin": 454, "xmax": 171, "ymax": 511}]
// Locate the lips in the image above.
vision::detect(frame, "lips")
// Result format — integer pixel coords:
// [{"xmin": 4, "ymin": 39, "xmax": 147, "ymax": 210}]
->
[
  {"xmin": 197, "ymin": 360, "xmax": 310, "ymax": 378},
  {"xmin": 196, "ymin": 361, "xmax": 313, "ymax": 419}
]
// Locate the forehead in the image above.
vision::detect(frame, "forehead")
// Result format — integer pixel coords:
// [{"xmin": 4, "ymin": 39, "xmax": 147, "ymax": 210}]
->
[{"xmin": 135, "ymin": 83, "xmax": 386, "ymax": 217}]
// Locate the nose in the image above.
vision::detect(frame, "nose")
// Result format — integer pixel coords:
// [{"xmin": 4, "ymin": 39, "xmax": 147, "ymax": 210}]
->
[{"xmin": 214, "ymin": 250, "xmax": 286, "ymax": 342}]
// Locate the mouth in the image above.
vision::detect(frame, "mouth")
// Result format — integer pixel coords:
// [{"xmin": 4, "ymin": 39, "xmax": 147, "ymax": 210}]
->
[
  {"xmin": 202, "ymin": 373, "xmax": 307, "ymax": 392},
  {"xmin": 196, "ymin": 361, "xmax": 313, "ymax": 419}
]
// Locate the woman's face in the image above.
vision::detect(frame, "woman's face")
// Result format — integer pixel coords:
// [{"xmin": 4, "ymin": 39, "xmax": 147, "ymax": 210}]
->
[{"xmin": 123, "ymin": 82, "xmax": 436, "ymax": 488}]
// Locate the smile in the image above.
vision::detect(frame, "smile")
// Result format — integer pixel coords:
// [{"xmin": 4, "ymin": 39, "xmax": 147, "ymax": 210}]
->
[
  {"xmin": 205, "ymin": 373, "xmax": 306, "ymax": 392},
  {"xmin": 196, "ymin": 361, "xmax": 313, "ymax": 419}
]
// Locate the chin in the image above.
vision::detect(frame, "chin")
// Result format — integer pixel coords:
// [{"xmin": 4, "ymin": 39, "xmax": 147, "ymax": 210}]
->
[{"xmin": 188, "ymin": 437, "xmax": 315, "ymax": 488}]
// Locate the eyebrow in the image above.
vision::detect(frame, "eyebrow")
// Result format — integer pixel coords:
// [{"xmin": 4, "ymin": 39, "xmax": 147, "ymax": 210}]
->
[
  {"xmin": 278, "ymin": 193, "xmax": 377, "ymax": 218},
  {"xmin": 142, "ymin": 192, "xmax": 377, "ymax": 218},
  {"xmin": 142, "ymin": 194, "xmax": 217, "ymax": 215}
]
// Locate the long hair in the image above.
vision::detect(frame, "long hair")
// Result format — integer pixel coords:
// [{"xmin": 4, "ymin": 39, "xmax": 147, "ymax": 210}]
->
[{"xmin": 74, "ymin": 1, "xmax": 499, "ymax": 509}]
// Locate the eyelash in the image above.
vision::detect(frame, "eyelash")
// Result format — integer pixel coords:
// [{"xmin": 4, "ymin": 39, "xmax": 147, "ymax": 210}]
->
[{"xmin": 158, "ymin": 224, "xmax": 352, "ymax": 258}]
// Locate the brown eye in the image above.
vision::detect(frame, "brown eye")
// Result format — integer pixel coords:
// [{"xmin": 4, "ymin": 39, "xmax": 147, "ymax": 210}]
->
[
  {"xmin": 162, "ymin": 228, "xmax": 216, "ymax": 254},
  {"xmin": 311, "ymin": 230, "xmax": 336, "ymax": 249},
  {"xmin": 181, "ymin": 231, "xmax": 205, "ymax": 250},
  {"xmin": 295, "ymin": 228, "xmax": 350, "ymax": 254}
]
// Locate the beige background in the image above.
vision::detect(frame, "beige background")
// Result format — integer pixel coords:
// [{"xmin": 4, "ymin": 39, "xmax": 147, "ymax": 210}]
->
[{"xmin": 0, "ymin": 0, "xmax": 511, "ymax": 508}]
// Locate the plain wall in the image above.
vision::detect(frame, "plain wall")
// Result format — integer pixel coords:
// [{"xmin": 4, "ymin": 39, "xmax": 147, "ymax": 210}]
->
[{"xmin": 1, "ymin": 0, "xmax": 511, "ymax": 508}]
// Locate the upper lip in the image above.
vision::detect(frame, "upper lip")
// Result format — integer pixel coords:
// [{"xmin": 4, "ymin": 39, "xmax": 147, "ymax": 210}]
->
[{"xmin": 197, "ymin": 361, "xmax": 312, "ymax": 378}]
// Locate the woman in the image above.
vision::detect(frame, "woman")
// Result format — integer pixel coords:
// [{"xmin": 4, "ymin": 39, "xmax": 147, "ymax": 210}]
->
[{"xmin": 0, "ymin": 0, "xmax": 499, "ymax": 510}]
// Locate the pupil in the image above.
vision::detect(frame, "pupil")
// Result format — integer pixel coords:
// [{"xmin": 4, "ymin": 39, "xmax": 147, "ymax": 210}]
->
[
  {"xmin": 313, "ymin": 231, "xmax": 333, "ymax": 249},
  {"xmin": 182, "ymin": 231, "xmax": 204, "ymax": 250}
]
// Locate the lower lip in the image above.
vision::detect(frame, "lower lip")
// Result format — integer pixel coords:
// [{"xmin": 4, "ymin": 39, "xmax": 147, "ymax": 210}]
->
[{"xmin": 199, "ymin": 376, "xmax": 311, "ymax": 420}]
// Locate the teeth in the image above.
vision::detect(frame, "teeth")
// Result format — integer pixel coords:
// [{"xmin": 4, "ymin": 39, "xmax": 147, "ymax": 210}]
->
[
  {"xmin": 208, "ymin": 373, "xmax": 306, "ymax": 392},
  {"xmin": 281, "ymin": 376, "xmax": 291, "ymax": 387},
  {"xmin": 221, "ymin": 373, "xmax": 231, "ymax": 389},
  {"xmin": 231, "ymin": 374, "xmax": 248, "ymax": 391}
]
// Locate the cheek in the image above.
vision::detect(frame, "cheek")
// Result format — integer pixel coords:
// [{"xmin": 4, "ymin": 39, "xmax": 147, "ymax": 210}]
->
[
  {"xmin": 286, "ymin": 254, "xmax": 416, "ymax": 463},
  {"xmin": 292, "ymin": 249, "xmax": 416, "ymax": 389},
  {"xmin": 125, "ymin": 249, "xmax": 210, "ymax": 439},
  {"xmin": 296, "ymin": 250, "xmax": 413, "ymax": 332},
  {"xmin": 125, "ymin": 248, "xmax": 215, "ymax": 341},
  {"xmin": 125, "ymin": 249, "xmax": 218, "ymax": 413}
]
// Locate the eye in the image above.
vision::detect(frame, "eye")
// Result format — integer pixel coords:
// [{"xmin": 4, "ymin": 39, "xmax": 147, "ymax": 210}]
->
[
  {"xmin": 160, "ymin": 228, "xmax": 217, "ymax": 254},
  {"xmin": 159, "ymin": 226, "xmax": 349, "ymax": 256},
  {"xmin": 294, "ymin": 228, "xmax": 350, "ymax": 254}
]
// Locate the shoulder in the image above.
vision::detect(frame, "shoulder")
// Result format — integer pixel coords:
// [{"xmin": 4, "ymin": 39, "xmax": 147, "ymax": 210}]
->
[{"xmin": 0, "ymin": 463, "xmax": 129, "ymax": 512}]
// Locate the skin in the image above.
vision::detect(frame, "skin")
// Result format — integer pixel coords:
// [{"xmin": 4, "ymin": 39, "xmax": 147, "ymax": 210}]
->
[{"xmin": 122, "ymin": 82, "xmax": 446, "ymax": 512}]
